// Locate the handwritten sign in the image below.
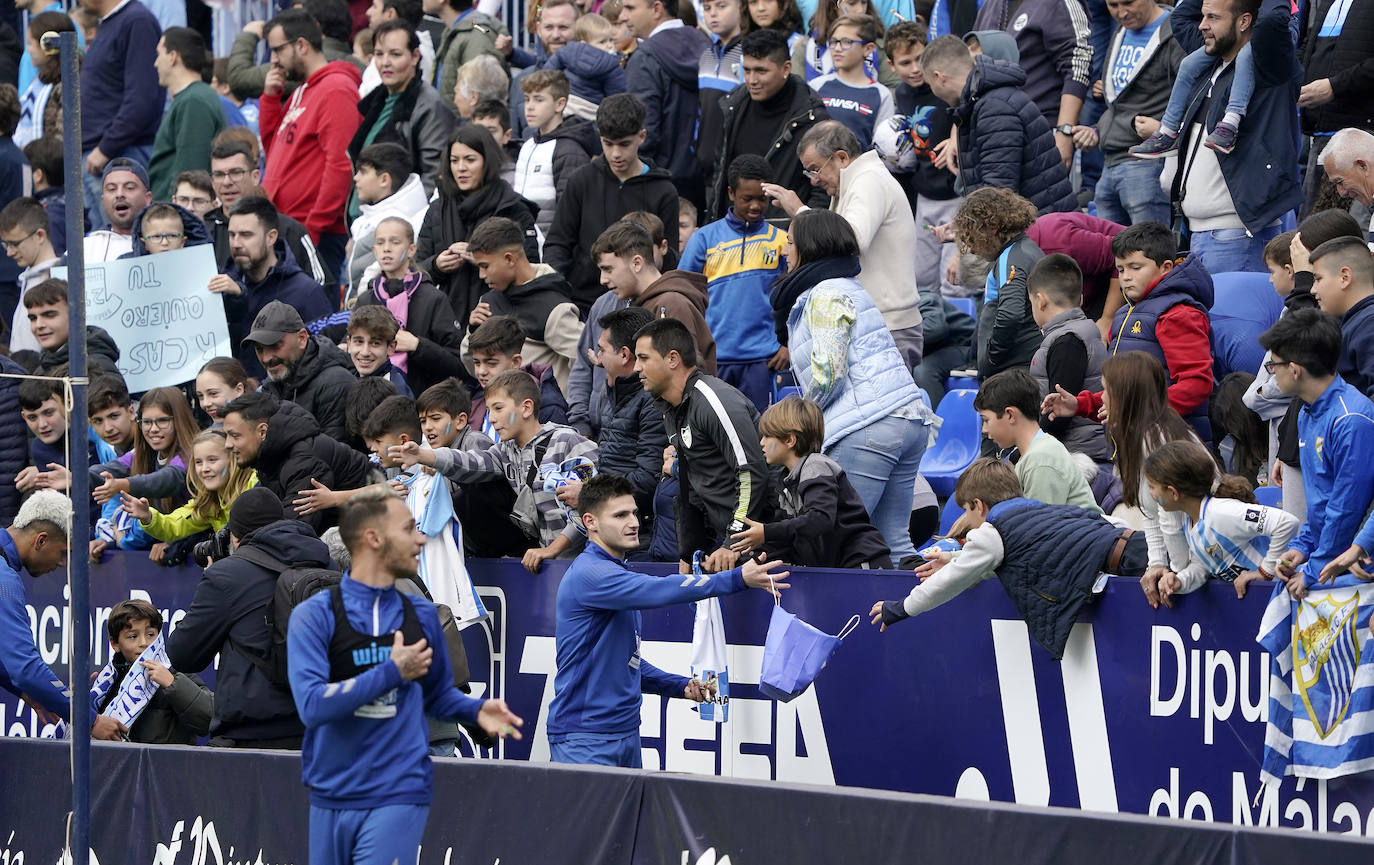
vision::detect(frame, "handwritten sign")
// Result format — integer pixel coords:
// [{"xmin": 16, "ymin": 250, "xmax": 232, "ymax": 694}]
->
[{"xmin": 55, "ymin": 245, "xmax": 230, "ymax": 391}]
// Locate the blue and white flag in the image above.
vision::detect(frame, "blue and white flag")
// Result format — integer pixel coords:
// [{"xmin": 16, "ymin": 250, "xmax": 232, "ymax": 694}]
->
[
  {"xmin": 89, "ymin": 632, "xmax": 171, "ymax": 730},
  {"xmin": 689, "ymin": 553, "xmax": 729, "ymax": 723},
  {"xmin": 404, "ymin": 446, "xmax": 488, "ymax": 627},
  {"xmin": 1258, "ymin": 577, "xmax": 1374, "ymax": 786}
]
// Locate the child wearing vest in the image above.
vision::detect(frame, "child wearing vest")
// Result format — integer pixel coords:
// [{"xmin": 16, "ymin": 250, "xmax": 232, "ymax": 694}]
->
[{"xmin": 870, "ymin": 458, "xmax": 1146, "ymax": 659}]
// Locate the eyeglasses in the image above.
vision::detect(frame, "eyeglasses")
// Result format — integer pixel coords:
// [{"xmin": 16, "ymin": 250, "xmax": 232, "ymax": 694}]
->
[
  {"xmin": 1, "ymin": 228, "xmax": 37, "ymax": 251},
  {"xmin": 145, "ymin": 232, "xmax": 185, "ymax": 246},
  {"xmin": 211, "ymin": 168, "xmax": 250, "ymax": 182},
  {"xmin": 827, "ymin": 37, "xmax": 867, "ymax": 51},
  {"xmin": 267, "ymin": 41, "xmax": 292, "ymax": 56},
  {"xmin": 173, "ymin": 195, "xmax": 212, "ymax": 209},
  {"xmin": 802, "ymin": 152, "xmax": 835, "ymax": 181},
  {"xmin": 138, "ymin": 415, "xmax": 175, "ymax": 430},
  {"xmin": 1263, "ymin": 358, "xmax": 1288, "ymax": 374}
]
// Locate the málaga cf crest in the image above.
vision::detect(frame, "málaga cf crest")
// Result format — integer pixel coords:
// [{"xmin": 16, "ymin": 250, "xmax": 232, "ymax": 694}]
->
[{"xmin": 1294, "ymin": 591, "xmax": 1362, "ymax": 739}]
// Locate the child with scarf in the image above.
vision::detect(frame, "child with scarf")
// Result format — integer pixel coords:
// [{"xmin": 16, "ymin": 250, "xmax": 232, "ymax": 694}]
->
[
  {"xmin": 352, "ymin": 216, "xmax": 469, "ymax": 395},
  {"xmin": 92, "ymin": 599, "xmax": 212, "ymax": 744}
]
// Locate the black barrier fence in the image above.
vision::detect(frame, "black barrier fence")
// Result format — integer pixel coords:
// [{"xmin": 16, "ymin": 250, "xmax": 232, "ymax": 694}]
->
[{"xmin": 1, "ymin": 738, "xmax": 1370, "ymax": 865}]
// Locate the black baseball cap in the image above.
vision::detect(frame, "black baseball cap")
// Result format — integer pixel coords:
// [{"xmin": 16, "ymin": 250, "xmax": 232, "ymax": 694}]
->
[{"xmin": 242, "ymin": 300, "xmax": 306, "ymax": 347}]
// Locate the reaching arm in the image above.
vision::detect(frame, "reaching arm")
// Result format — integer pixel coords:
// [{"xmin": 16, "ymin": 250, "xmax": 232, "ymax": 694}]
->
[
  {"xmin": 0, "ymin": 575, "xmax": 70, "ymax": 719},
  {"xmin": 640, "ymin": 657, "xmax": 690, "ymax": 698},
  {"xmin": 900, "ymin": 524, "xmax": 1003, "ymax": 616},
  {"xmin": 572, "ymin": 560, "xmax": 745, "ymax": 612}
]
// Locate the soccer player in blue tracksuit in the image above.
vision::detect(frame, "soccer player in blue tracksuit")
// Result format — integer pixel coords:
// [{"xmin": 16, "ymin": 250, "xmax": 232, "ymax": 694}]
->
[
  {"xmin": 287, "ymin": 486, "xmax": 523, "ymax": 865},
  {"xmin": 547, "ymin": 473, "xmax": 790, "ymax": 767}
]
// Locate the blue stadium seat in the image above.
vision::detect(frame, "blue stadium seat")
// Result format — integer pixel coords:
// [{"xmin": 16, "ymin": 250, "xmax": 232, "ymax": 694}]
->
[
  {"xmin": 948, "ymin": 297, "xmax": 977, "ymax": 319},
  {"xmin": 1210, "ymin": 272, "xmax": 1284, "ymax": 382},
  {"xmin": 945, "ymin": 372, "xmax": 978, "ymax": 392},
  {"xmin": 921, "ymin": 389, "xmax": 981, "ymax": 498},
  {"xmin": 1254, "ymin": 485, "xmax": 1282, "ymax": 508},
  {"xmin": 938, "ymin": 494, "xmax": 965, "ymax": 535},
  {"xmin": 774, "ymin": 386, "xmax": 802, "ymax": 403}
]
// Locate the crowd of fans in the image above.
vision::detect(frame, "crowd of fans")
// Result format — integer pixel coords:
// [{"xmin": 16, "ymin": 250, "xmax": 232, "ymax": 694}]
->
[{"xmin": 0, "ymin": 0, "xmax": 1371, "ymax": 747}]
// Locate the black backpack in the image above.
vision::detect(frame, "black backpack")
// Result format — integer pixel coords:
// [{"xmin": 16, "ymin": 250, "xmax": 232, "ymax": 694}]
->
[{"xmin": 232, "ymin": 545, "xmax": 343, "ymax": 690}]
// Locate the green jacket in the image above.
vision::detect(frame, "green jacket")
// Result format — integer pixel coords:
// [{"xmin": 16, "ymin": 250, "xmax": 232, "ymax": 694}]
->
[
  {"xmin": 435, "ymin": 12, "xmax": 507, "ymax": 113},
  {"xmin": 141, "ymin": 472, "xmax": 258, "ymax": 541},
  {"xmin": 226, "ymin": 33, "xmax": 365, "ymax": 100},
  {"xmin": 149, "ymin": 81, "xmax": 227, "ymax": 200}
]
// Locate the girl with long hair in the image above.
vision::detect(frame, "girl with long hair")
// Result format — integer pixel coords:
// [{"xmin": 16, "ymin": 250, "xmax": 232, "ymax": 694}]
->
[
  {"xmin": 90, "ymin": 388, "xmax": 201, "ymax": 560},
  {"xmin": 744, "ymin": 0, "xmax": 807, "ymax": 50},
  {"xmin": 1096, "ymin": 353, "xmax": 1198, "ymax": 594},
  {"xmin": 1143, "ymin": 440, "xmax": 1300, "ymax": 607},
  {"xmin": 119, "ymin": 429, "xmax": 258, "ymax": 544}
]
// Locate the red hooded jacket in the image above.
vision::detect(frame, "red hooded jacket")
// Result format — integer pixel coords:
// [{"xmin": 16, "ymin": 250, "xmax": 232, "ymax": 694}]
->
[{"xmin": 260, "ymin": 60, "xmax": 363, "ymax": 241}]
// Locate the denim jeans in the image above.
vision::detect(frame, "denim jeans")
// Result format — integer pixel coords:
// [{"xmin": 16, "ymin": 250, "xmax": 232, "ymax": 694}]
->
[
  {"xmin": 1094, "ymin": 159, "xmax": 1171, "ymax": 226},
  {"xmin": 1189, "ymin": 224, "xmax": 1281, "ymax": 274},
  {"xmin": 824, "ymin": 412, "xmax": 929, "ymax": 561}
]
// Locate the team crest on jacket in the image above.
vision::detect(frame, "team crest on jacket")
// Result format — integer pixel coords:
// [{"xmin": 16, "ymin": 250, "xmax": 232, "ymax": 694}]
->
[
  {"xmin": 680, "ymin": 425, "xmax": 693, "ymax": 449},
  {"xmin": 1013, "ymin": 12, "xmax": 1028, "ymax": 29},
  {"xmin": 1315, "ymin": 435, "xmax": 1324, "ymax": 460},
  {"xmin": 1294, "ymin": 591, "xmax": 1362, "ymax": 739}
]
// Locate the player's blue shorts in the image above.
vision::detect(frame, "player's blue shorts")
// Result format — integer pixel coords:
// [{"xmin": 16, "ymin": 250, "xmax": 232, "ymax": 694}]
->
[
  {"xmin": 550, "ymin": 732, "xmax": 641, "ymax": 768},
  {"xmin": 309, "ymin": 803, "xmax": 429, "ymax": 865}
]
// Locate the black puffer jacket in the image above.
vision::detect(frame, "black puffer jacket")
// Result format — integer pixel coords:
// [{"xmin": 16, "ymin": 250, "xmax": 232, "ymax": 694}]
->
[
  {"xmin": 260, "ymin": 336, "xmax": 358, "ymax": 441},
  {"xmin": 0, "ymin": 354, "xmax": 27, "ymax": 526},
  {"xmin": 597, "ymin": 373, "xmax": 669, "ymax": 517},
  {"xmin": 416, "ymin": 180, "xmax": 540, "ymax": 327},
  {"xmin": 953, "ymin": 56, "xmax": 1076, "ymax": 215},
  {"xmin": 354, "ymin": 277, "xmax": 468, "ymax": 395},
  {"xmin": 254, "ymin": 400, "xmax": 378, "ymax": 533},
  {"xmin": 167, "ymin": 518, "xmax": 331, "ymax": 741},
  {"xmin": 36, "ymin": 326, "xmax": 121, "ymax": 376},
  {"xmin": 349, "ymin": 75, "xmax": 457, "ymax": 195}
]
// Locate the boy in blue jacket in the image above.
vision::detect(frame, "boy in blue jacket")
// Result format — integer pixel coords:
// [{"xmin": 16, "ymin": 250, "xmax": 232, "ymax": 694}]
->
[
  {"xmin": 679, "ymin": 154, "xmax": 790, "ymax": 410},
  {"xmin": 548, "ymin": 473, "xmax": 789, "ymax": 767},
  {"xmin": 287, "ymin": 486, "xmax": 521, "ymax": 865}
]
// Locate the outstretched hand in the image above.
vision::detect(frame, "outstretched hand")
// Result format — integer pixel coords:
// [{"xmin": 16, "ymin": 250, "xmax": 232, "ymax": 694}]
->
[
  {"xmin": 119, "ymin": 491, "xmax": 152, "ymax": 522},
  {"xmin": 1319, "ymin": 544, "xmax": 1374, "ymax": 583},
  {"xmin": 388, "ymin": 440, "xmax": 430, "ymax": 469},
  {"xmin": 476, "ymin": 698, "xmax": 524, "ymax": 740},
  {"xmin": 728, "ymin": 517, "xmax": 766, "ymax": 554},
  {"xmin": 1040, "ymin": 385, "xmax": 1078, "ymax": 419},
  {"xmin": 741, "ymin": 553, "xmax": 790, "ymax": 597}
]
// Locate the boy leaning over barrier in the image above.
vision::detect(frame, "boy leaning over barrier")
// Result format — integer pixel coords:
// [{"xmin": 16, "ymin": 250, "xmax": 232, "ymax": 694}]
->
[
  {"xmin": 870, "ymin": 459, "xmax": 1148, "ymax": 659},
  {"xmin": 93, "ymin": 599, "xmax": 213, "ymax": 744}
]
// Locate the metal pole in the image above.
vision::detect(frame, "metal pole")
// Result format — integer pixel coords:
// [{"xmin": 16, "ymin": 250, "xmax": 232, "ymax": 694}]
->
[{"xmin": 47, "ymin": 28, "xmax": 91, "ymax": 865}]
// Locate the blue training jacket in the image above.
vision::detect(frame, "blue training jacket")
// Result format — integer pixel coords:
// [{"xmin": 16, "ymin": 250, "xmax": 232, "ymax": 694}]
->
[
  {"xmin": 679, "ymin": 210, "xmax": 787, "ymax": 362},
  {"xmin": 547, "ymin": 542, "xmax": 746, "ymax": 740},
  {"xmin": 287, "ymin": 574, "xmax": 484, "ymax": 809},
  {"xmin": 0, "ymin": 529, "xmax": 71, "ymax": 719}
]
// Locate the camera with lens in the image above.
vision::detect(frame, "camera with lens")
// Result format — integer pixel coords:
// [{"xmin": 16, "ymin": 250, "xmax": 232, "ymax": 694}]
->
[{"xmin": 192, "ymin": 526, "xmax": 232, "ymax": 568}]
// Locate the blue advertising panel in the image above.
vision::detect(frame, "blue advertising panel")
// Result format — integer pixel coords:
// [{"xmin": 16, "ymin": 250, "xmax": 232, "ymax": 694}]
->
[{"xmin": 5, "ymin": 552, "xmax": 1374, "ymax": 835}]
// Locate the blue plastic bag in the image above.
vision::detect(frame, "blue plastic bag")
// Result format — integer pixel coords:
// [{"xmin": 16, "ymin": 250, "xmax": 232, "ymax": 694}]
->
[{"xmin": 758, "ymin": 599, "xmax": 859, "ymax": 703}]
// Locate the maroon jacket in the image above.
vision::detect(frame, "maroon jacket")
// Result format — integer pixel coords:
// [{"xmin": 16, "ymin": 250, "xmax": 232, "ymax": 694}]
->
[{"xmin": 1027, "ymin": 212, "xmax": 1125, "ymax": 304}]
